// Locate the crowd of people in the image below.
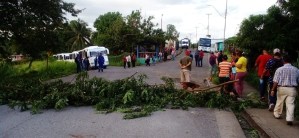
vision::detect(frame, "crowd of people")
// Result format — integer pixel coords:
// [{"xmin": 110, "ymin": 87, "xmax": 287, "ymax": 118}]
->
[
  {"xmin": 255, "ymin": 48, "xmax": 299, "ymax": 126},
  {"xmin": 211, "ymin": 48, "xmax": 298, "ymax": 126},
  {"xmin": 75, "ymin": 53, "xmax": 106, "ymax": 73}
]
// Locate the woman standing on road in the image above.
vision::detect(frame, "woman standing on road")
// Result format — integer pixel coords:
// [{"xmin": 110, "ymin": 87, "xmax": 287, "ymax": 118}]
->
[{"xmin": 234, "ymin": 51, "xmax": 248, "ymax": 97}]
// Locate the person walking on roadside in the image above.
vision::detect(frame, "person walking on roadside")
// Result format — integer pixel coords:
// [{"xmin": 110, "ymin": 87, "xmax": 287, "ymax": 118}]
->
[
  {"xmin": 131, "ymin": 53, "xmax": 136, "ymax": 67},
  {"xmin": 264, "ymin": 49, "xmax": 284, "ymax": 111},
  {"xmin": 194, "ymin": 50, "xmax": 199, "ymax": 67},
  {"xmin": 179, "ymin": 50, "xmax": 192, "ymax": 83},
  {"xmin": 199, "ymin": 50, "xmax": 204, "ymax": 67},
  {"xmin": 151, "ymin": 55, "xmax": 156, "ymax": 66},
  {"xmin": 145, "ymin": 53, "xmax": 151, "ymax": 66},
  {"xmin": 209, "ymin": 52, "xmax": 217, "ymax": 77},
  {"xmin": 255, "ymin": 49, "xmax": 272, "ymax": 101},
  {"xmin": 75, "ymin": 54, "xmax": 81, "ymax": 73},
  {"xmin": 171, "ymin": 49, "xmax": 176, "ymax": 60},
  {"xmin": 122, "ymin": 55, "xmax": 127, "ymax": 69},
  {"xmin": 83, "ymin": 57, "xmax": 90, "ymax": 71},
  {"xmin": 97, "ymin": 53, "xmax": 105, "ymax": 72},
  {"xmin": 126, "ymin": 54, "xmax": 131, "ymax": 68},
  {"xmin": 234, "ymin": 51, "xmax": 248, "ymax": 98},
  {"xmin": 159, "ymin": 51, "xmax": 163, "ymax": 62},
  {"xmin": 271, "ymin": 55, "xmax": 299, "ymax": 126}
]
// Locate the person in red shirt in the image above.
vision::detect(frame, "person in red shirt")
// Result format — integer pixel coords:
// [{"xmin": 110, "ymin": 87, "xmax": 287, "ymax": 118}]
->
[
  {"xmin": 122, "ymin": 55, "xmax": 127, "ymax": 69},
  {"xmin": 255, "ymin": 49, "xmax": 272, "ymax": 101},
  {"xmin": 199, "ymin": 50, "xmax": 204, "ymax": 67}
]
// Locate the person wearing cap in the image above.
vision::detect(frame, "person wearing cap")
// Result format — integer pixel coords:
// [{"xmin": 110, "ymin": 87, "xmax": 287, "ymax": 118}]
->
[
  {"xmin": 271, "ymin": 55, "xmax": 299, "ymax": 126},
  {"xmin": 255, "ymin": 49, "xmax": 272, "ymax": 101},
  {"xmin": 179, "ymin": 50, "xmax": 192, "ymax": 83},
  {"xmin": 263, "ymin": 48, "xmax": 284, "ymax": 111}
]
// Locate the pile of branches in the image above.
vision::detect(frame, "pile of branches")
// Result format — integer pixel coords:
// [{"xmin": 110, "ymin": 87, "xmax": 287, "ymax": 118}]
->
[{"xmin": 0, "ymin": 72, "xmax": 255, "ymax": 119}]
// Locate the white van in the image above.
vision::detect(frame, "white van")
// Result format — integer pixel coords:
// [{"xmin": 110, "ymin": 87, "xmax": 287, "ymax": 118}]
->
[{"xmin": 81, "ymin": 46, "xmax": 109, "ymax": 68}]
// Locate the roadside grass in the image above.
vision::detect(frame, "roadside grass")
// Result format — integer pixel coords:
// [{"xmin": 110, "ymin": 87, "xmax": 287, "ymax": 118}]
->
[{"xmin": 2, "ymin": 59, "xmax": 76, "ymax": 80}]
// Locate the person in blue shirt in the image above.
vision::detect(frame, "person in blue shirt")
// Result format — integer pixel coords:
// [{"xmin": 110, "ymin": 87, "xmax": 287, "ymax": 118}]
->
[{"xmin": 97, "ymin": 53, "xmax": 105, "ymax": 72}]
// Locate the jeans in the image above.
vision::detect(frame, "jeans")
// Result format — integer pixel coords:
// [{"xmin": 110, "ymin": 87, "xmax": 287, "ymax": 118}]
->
[
  {"xmin": 268, "ymin": 82, "xmax": 277, "ymax": 104},
  {"xmin": 259, "ymin": 76, "xmax": 269, "ymax": 98}
]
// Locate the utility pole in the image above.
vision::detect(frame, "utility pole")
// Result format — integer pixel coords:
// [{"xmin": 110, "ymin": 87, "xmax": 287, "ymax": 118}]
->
[
  {"xmin": 161, "ymin": 14, "xmax": 163, "ymax": 30},
  {"xmin": 195, "ymin": 26, "xmax": 198, "ymax": 43},
  {"xmin": 223, "ymin": 0, "xmax": 228, "ymax": 48},
  {"xmin": 207, "ymin": 13, "xmax": 211, "ymax": 38}
]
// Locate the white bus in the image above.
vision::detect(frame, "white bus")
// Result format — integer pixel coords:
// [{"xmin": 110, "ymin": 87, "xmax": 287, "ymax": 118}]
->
[
  {"xmin": 53, "ymin": 46, "xmax": 110, "ymax": 68},
  {"xmin": 53, "ymin": 53, "xmax": 74, "ymax": 62},
  {"xmin": 81, "ymin": 46, "xmax": 109, "ymax": 68},
  {"xmin": 198, "ymin": 38, "xmax": 211, "ymax": 52}
]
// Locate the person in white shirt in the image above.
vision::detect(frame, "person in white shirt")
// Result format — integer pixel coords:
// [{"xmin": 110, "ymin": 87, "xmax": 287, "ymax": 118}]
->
[{"xmin": 126, "ymin": 55, "xmax": 131, "ymax": 68}]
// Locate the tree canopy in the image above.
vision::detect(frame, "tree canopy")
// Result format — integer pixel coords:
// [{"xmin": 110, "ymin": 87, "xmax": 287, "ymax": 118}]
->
[
  {"xmin": 0, "ymin": 0, "xmax": 80, "ymax": 62},
  {"xmin": 232, "ymin": 0, "xmax": 299, "ymax": 67}
]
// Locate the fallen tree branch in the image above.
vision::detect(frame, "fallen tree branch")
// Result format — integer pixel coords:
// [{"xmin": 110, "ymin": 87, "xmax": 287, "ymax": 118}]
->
[{"xmin": 189, "ymin": 79, "xmax": 239, "ymax": 93}]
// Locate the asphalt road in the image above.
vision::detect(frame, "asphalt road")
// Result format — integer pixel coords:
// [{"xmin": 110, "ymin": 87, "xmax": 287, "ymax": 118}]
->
[{"xmin": 0, "ymin": 49, "xmax": 245, "ymax": 138}]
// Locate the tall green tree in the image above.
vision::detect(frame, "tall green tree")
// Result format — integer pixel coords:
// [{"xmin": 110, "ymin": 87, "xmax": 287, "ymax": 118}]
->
[
  {"xmin": 236, "ymin": 1, "xmax": 299, "ymax": 66},
  {"xmin": 0, "ymin": 0, "xmax": 80, "ymax": 67},
  {"xmin": 92, "ymin": 12, "xmax": 125, "ymax": 52}
]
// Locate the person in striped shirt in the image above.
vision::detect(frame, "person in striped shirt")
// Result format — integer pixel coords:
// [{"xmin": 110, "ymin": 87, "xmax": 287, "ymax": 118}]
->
[{"xmin": 218, "ymin": 55, "xmax": 233, "ymax": 95}]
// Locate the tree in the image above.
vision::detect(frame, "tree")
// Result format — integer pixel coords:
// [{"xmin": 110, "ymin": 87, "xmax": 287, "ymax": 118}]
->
[
  {"xmin": 236, "ymin": 1, "xmax": 299, "ymax": 66},
  {"xmin": 67, "ymin": 19, "xmax": 92, "ymax": 51},
  {"xmin": 92, "ymin": 12, "xmax": 126, "ymax": 52},
  {"xmin": 0, "ymin": 0, "xmax": 80, "ymax": 67},
  {"xmin": 165, "ymin": 24, "xmax": 179, "ymax": 41}
]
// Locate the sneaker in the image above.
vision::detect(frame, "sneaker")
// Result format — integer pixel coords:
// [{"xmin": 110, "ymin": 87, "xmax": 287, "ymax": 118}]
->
[
  {"xmin": 273, "ymin": 115, "xmax": 281, "ymax": 119},
  {"xmin": 268, "ymin": 103, "xmax": 275, "ymax": 112}
]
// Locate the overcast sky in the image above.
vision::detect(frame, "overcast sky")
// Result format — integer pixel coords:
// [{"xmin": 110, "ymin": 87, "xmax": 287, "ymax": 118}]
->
[{"xmin": 64, "ymin": 0, "xmax": 277, "ymax": 43}]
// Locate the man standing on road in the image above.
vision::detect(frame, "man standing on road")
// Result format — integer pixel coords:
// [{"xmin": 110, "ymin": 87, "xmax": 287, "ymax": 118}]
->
[
  {"xmin": 179, "ymin": 50, "xmax": 192, "ymax": 83},
  {"xmin": 271, "ymin": 55, "xmax": 299, "ymax": 126},
  {"xmin": 255, "ymin": 49, "xmax": 272, "ymax": 101},
  {"xmin": 97, "ymin": 53, "xmax": 105, "ymax": 72},
  {"xmin": 209, "ymin": 52, "xmax": 217, "ymax": 77}
]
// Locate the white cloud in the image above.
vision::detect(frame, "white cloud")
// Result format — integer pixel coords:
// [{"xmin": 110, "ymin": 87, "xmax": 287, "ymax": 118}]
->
[{"xmin": 64, "ymin": 0, "xmax": 277, "ymax": 43}]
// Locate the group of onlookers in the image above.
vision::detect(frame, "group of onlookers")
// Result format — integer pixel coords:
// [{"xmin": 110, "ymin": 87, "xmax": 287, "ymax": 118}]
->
[
  {"xmin": 75, "ymin": 54, "xmax": 90, "ymax": 73},
  {"xmin": 75, "ymin": 53, "xmax": 105, "ymax": 73},
  {"xmin": 122, "ymin": 53, "xmax": 136, "ymax": 69},
  {"xmin": 214, "ymin": 50, "xmax": 247, "ymax": 98},
  {"xmin": 194, "ymin": 50, "xmax": 205, "ymax": 67},
  {"xmin": 255, "ymin": 48, "xmax": 299, "ymax": 126}
]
